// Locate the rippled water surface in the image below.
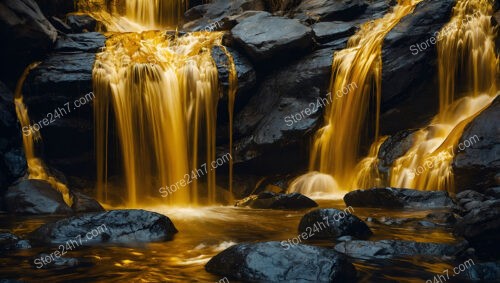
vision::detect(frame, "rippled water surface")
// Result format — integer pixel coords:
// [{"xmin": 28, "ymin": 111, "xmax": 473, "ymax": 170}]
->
[{"xmin": 0, "ymin": 200, "xmax": 462, "ymax": 282}]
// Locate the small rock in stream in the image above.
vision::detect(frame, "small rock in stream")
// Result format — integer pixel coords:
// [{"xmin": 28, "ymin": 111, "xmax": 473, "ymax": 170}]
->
[{"xmin": 235, "ymin": 191, "xmax": 318, "ymax": 209}]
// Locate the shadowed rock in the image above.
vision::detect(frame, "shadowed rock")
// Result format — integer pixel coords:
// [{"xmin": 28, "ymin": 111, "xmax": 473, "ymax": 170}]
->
[
  {"xmin": 231, "ymin": 13, "xmax": 313, "ymax": 62},
  {"xmin": 206, "ymin": 241, "xmax": 357, "ymax": 282},
  {"xmin": 334, "ymin": 239, "xmax": 468, "ymax": 259},
  {"xmin": 344, "ymin": 188, "xmax": 455, "ymax": 209},
  {"xmin": 453, "ymin": 96, "xmax": 500, "ymax": 193},
  {"xmin": 0, "ymin": 0, "xmax": 57, "ymax": 82},
  {"xmin": 235, "ymin": 191, "xmax": 318, "ymax": 209},
  {"xmin": 294, "ymin": 0, "xmax": 368, "ymax": 23},
  {"xmin": 299, "ymin": 208, "xmax": 372, "ymax": 240},
  {"xmin": 66, "ymin": 14, "xmax": 97, "ymax": 33},
  {"xmin": 0, "ymin": 232, "xmax": 31, "ymax": 251},
  {"xmin": 29, "ymin": 210, "xmax": 178, "ymax": 245},
  {"xmin": 5, "ymin": 179, "xmax": 73, "ymax": 215}
]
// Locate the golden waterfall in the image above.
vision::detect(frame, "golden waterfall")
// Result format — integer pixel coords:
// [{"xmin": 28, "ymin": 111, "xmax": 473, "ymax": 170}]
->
[
  {"xmin": 289, "ymin": 0, "xmax": 423, "ymax": 195},
  {"xmin": 14, "ymin": 63, "xmax": 73, "ymax": 206},
  {"xmin": 386, "ymin": 0, "xmax": 498, "ymax": 191},
  {"xmin": 78, "ymin": 0, "xmax": 186, "ymax": 31}
]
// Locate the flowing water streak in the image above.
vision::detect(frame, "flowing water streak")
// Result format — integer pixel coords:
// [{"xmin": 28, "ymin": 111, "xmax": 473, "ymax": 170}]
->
[
  {"xmin": 94, "ymin": 31, "xmax": 232, "ymax": 206},
  {"xmin": 14, "ymin": 63, "xmax": 73, "ymax": 206},
  {"xmin": 306, "ymin": 0, "xmax": 423, "ymax": 190},
  {"xmin": 388, "ymin": 0, "xmax": 498, "ymax": 191},
  {"xmin": 78, "ymin": 0, "xmax": 186, "ymax": 32}
]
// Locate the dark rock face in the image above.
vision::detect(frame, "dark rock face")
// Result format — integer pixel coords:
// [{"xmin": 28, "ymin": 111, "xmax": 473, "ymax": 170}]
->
[
  {"xmin": 0, "ymin": 82, "xmax": 27, "ymax": 192},
  {"xmin": 29, "ymin": 210, "xmax": 178, "ymax": 245},
  {"xmin": 71, "ymin": 191, "xmax": 105, "ymax": 213},
  {"xmin": 298, "ymin": 208, "xmax": 372, "ymax": 240},
  {"xmin": 205, "ymin": 241, "xmax": 357, "ymax": 282},
  {"xmin": 334, "ymin": 239, "xmax": 467, "ymax": 259},
  {"xmin": 232, "ymin": 46, "xmax": 341, "ymax": 174},
  {"xmin": 0, "ymin": 232, "xmax": 31, "ymax": 251},
  {"xmin": 66, "ymin": 14, "xmax": 98, "ymax": 33},
  {"xmin": 454, "ymin": 191, "xmax": 500, "ymax": 260},
  {"xmin": 183, "ymin": 0, "xmax": 265, "ymax": 31},
  {"xmin": 377, "ymin": 129, "xmax": 418, "ymax": 174},
  {"xmin": 231, "ymin": 13, "xmax": 313, "ymax": 62},
  {"xmin": 453, "ymin": 96, "xmax": 500, "ymax": 193},
  {"xmin": 5, "ymin": 179, "xmax": 73, "ymax": 215},
  {"xmin": 235, "ymin": 191, "xmax": 318, "ymax": 209},
  {"xmin": 34, "ymin": 0, "xmax": 75, "ymax": 18},
  {"xmin": 312, "ymin": 21, "xmax": 357, "ymax": 43},
  {"xmin": 23, "ymin": 32, "xmax": 105, "ymax": 178},
  {"xmin": 380, "ymin": 0, "xmax": 455, "ymax": 135},
  {"xmin": 0, "ymin": 0, "xmax": 57, "ymax": 82},
  {"xmin": 344, "ymin": 188, "xmax": 455, "ymax": 209},
  {"xmin": 294, "ymin": 0, "xmax": 368, "ymax": 23}
]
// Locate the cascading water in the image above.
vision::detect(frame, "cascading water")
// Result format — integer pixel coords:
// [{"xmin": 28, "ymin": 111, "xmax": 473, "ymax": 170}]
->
[
  {"xmin": 13, "ymin": 63, "xmax": 73, "ymax": 206},
  {"xmin": 289, "ymin": 0, "xmax": 423, "ymax": 195},
  {"xmin": 356, "ymin": 0, "xmax": 498, "ymax": 192},
  {"xmin": 91, "ymin": 3, "xmax": 237, "ymax": 206}
]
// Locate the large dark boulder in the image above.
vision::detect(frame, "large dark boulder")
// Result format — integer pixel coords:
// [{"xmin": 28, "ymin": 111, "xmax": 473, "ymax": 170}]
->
[
  {"xmin": 334, "ymin": 239, "xmax": 467, "ymax": 259},
  {"xmin": 235, "ymin": 191, "xmax": 318, "ymax": 209},
  {"xmin": 293, "ymin": 0, "xmax": 368, "ymax": 23},
  {"xmin": 377, "ymin": 129, "xmax": 418, "ymax": 174},
  {"xmin": 0, "ymin": 0, "xmax": 57, "ymax": 83},
  {"xmin": 231, "ymin": 46, "xmax": 344, "ymax": 175},
  {"xmin": 344, "ymin": 188, "xmax": 456, "ymax": 209},
  {"xmin": 298, "ymin": 208, "xmax": 372, "ymax": 240},
  {"xmin": 231, "ymin": 13, "xmax": 313, "ymax": 62},
  {"xmin": 29, "ymin": 210, "xmax": 178, "ymax": 245},
  {"xmin": 205, "ymin": 241, "xmax": 357, "ymax": 282},
  {"xmin": 380, "ymin": 0, "xmax": 455, "ymax": 135},
  {"xmin": 4, "ymin": 179, "xmax": 73, "ymax": 215},
  {"xmin": 66, "ymin": 13, "xmax": 98, "ymax": 33},
  {"xmin": 453, "ymin": 96, "xmax": 500, "ymax": 193}
]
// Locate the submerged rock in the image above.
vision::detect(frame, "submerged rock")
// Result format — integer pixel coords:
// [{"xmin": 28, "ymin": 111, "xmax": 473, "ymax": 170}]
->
[
  {"xmin": 235, "ymin": 191, "xmax": 318, "ymax": 209},
  {"xmin": 453, "ymin": 96, "xmax": 500, "ymax": 193},
  {"xmin": 5, "ymin": 179, "xmax": 73, "ymax": 215},
  {"xmin": 344, "ymin": 188, "xmax": 455, "ymax": 209},
  {"xmin": 298, "ymin": 208, "xmax": 372, "ymax": 240},
  {"xmin": 205, "ymin": 241, "xmax": 357, "ymax": 282},
  {"xmin": 29, "ymin": 210, "xmax": 178, "ymax": 245},
  {"xmin": 32, "ymin": 253, "xmax": 93, "ymax": 269},
  {"xmin": 0, "ymin": 233, "xmax": 31, "ymax": 251},
  {"xmin": 231, "ymin": 13, "xmax": 313, "ymax": 62},
  {"xmin": 334, "ymin": 240, "xmax": 468, "ymax": 259}
]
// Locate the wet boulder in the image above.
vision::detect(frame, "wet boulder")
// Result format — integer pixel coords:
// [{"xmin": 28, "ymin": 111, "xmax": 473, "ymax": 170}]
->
[
  {"xmin": 456, "ymin": 261, "xmax": 500, "ymax": 282},
  {"xmin": 4, "ymin": 179, "xmax": 73, "ymax": 215},
  {"xmin": 380, "ymin": 0, "xmax": 455, "ymax": 135},
  {"xmin": 231, "ymin": 13, "xmax": 313, "ymax": 62},
  {"xmin": 29, "ymin": 210, "xmax": 178, "ymax": 245},
  {"xmin": 293, "ymin": 0, "xmax": 368, "ymax": 23},
  {"xmin": 235, "ymin": 191, "xmax": 318, "ymax": 209},
  {"xmin": 71, "ymin": 191, "xmax": 104, "ymax": 213},
  {"xmin": 299, "ymin": 208, "xmax": 372, "ymax": 240},
  {"xmin": 344, "ymin": 188, "xmax": 456, "ymax": 209},
  {"xmin": 453, "ymin": 96, "xmax": 500, "ymax": 193},
  {"xmin": 334, "ymin": 239, "xmax": 467, "ymax": 259},
  {"xmin": 0, "ymin": 0, "xmax": 57, "ymax": 81},
  {"xmin": 205, "ymin": 241, "xmax": 357, "ymax": 282},
  {"xmin": 377, "ymin": 129, "xmax": 418, "ymax": 174}
]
